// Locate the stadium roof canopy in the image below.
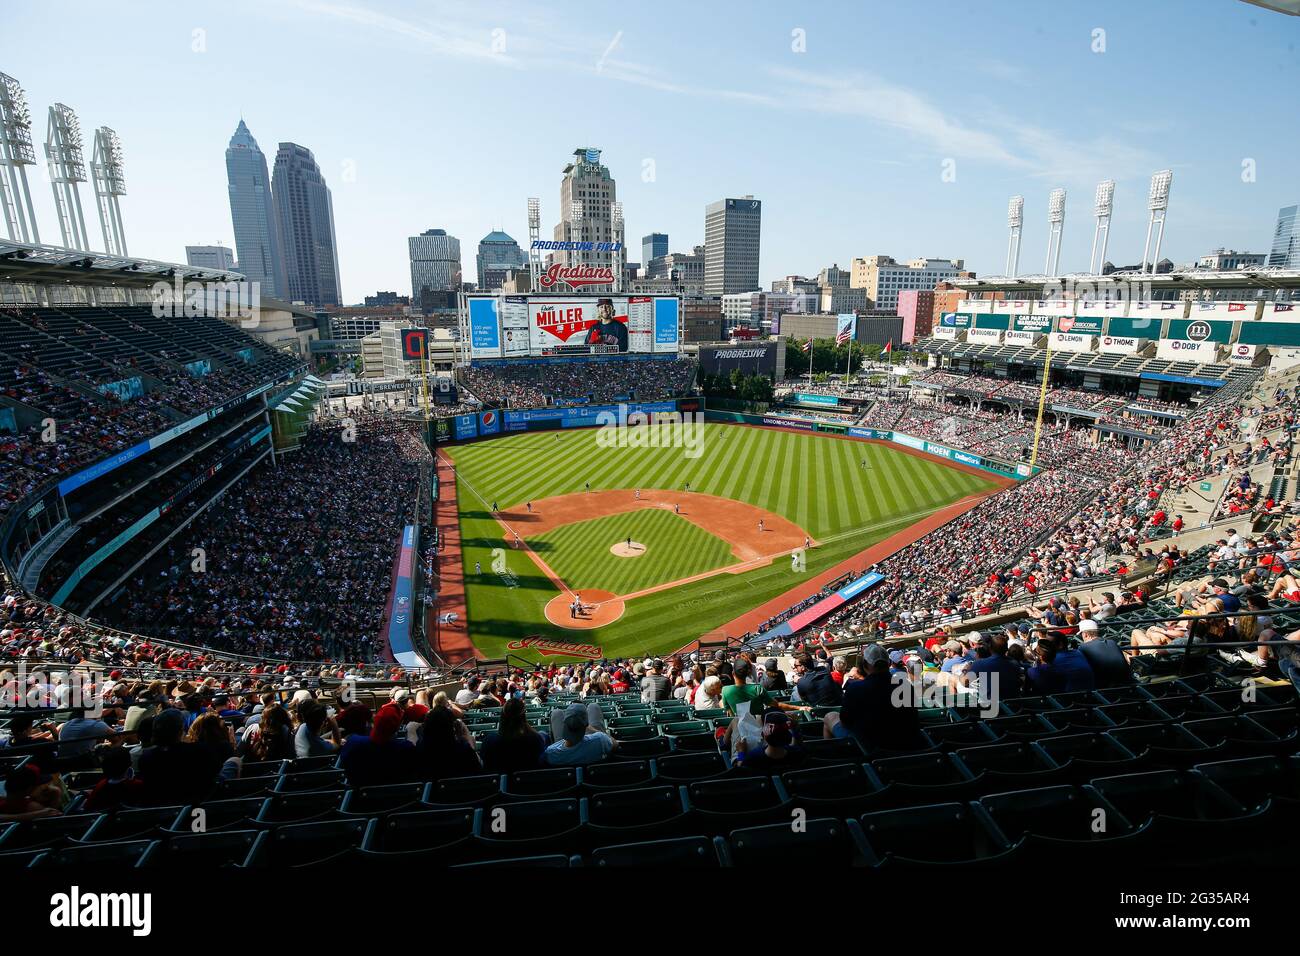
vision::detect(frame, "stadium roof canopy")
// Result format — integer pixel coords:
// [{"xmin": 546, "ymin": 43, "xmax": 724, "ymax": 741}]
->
[
  {"xmin": 0, "ymin": 239, "xmax": 246, "ymax": 289},
  {"xmin": 952, "ymin": 268, "xmax": 1300, "ymax": 297}
]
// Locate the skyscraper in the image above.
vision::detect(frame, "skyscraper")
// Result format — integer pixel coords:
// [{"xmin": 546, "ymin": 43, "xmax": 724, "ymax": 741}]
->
[
  {"xmin": 552, "ymin": 146, "xmax": 620, "ymax": 291},
  {"xmin": 704, "ymin": 196, "xmax": 761, "ymax": 295},
  {"xmin": 409, "ymin": 228, "xmax": 462, "ymax": 309},
  {"xmin": 1269, "ymin": 204, "xmax": 1299, "ymax": 268},
  {"xmin": 185, "ymin": 245, "xmax": 237, "ymax": 271},
  {"xmin": 225, "ymin": 120, "xmax": 284, "ymax": 297},
  {"xmin": 272, "ymin": 142, "xmax": 342, "ymax": 307},
  {"xmin": 475, "ymin": 230, "xmax": 523, "ymax": 291},
  {"xmin": 642, "ymin": 232, "xmax": 667, "ymax": 267}
]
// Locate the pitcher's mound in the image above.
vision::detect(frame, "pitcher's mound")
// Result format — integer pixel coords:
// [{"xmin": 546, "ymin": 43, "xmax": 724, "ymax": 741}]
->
[
  {"xmin": 544, "ymin": 590, "xmax": 625, "ymax": 629},
  {"xmin": 611, "ymin": 541, "xmax": 646, "ymax": 558}
]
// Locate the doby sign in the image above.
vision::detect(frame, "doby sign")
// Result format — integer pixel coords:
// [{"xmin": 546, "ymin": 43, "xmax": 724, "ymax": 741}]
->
[{"xmin": 1156, "ymin": 338, "xmax": 1219, "ymax": 362}]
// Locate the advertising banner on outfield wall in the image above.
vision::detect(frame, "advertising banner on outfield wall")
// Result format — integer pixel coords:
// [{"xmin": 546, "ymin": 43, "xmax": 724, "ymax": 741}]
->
[
  {"xmin": 1156, "ymin": 338, "xmax": 1220, "ymax": 362},
  {"xmin": 966, "ymin": 328, "xmax": 1004, "ymax": 345},
  {"xmin": 502, "ymin": 399, "xmax": 694, "ymax": 432},
  {"xmin": 1098, "ymin": 335, "xmax": 1146, "ymax": 355},
  {"xmin": 453, "ymin": 414, "xmax": 477, "ymax": 441},
  {"xmin": 1049, "ymin": 332, "xmax": 1096, "ymax": 353},
  {"xmin": 1013, "ymin": 314, "xmax": 1053, "ymax": 333},
  {"xmin": 1004, "ymin": 330, "xmax": 1040, "ymax": 346}
]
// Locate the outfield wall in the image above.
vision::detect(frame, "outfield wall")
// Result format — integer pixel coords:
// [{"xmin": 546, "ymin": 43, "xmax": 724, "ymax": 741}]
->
[
  {"xmin": 703, "ymin": 410, "xmax": 1035, "ymax": 480},
  {"xmin": 442, "ymin": 397, "xmax": 704, "ymax": 441}
]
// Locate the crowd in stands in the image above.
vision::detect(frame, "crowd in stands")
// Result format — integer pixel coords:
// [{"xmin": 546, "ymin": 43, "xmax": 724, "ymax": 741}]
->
[
  {"xmin": 461, "ymin": 359, "xmax": 696, "ymax": 409},
  {"xmin": 806, "ymin": 369, "xmax": 1297, "ymax": 639},
  {"xmin": 857, "ymin": 395, "xmax": 1143, "ymax": 479},
  {"xmin": 1, "ymin": 305, "xmax": 301, "ymax": 520},
  {"xmin": 826, "ymin": 469, "xmax": 1096, "ymax": 634},
  {"xmin": 95, "ymin": 415, "xmax": 431, "ymax": 662}
]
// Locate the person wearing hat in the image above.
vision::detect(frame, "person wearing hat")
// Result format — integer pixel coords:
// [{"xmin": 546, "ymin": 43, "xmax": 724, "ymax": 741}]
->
[
  {"xmin": 641, "ymin": 659, "xmax": 671, "ymax": 703},
  {"xmin": 759, "ymin": 658, "xmax": 788, "ymax": 692},
  {"xmin": 544, "ymin": 702, "xmax": 617, "ymax": 766},
  {"xmin": 824, "ymin": 643, "xmax": 923, "ymax": 752},
  {"xmin": 732, "ymin": 712, "xmax": 809, "ymax": 773}
]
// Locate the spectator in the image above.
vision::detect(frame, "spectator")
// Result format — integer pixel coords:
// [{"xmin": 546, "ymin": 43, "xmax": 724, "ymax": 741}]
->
[
  {"xmin": 480, "ymin": 698, "xmax": 547, "ymax": 774},
  {"xmin": 733, "ymin": 712, "xmax": 809, "ymax": 772},
  {"xmin": 137, "ymin": 709, "xmax": 238, "ymax": 806},
  {"xmin": 640, "ymin": 658, "xmax": 672, "ymax": 702},
  {"xmin": 83, "ymin": 746, "xmax": 146, "ymax": 812},
  {"xmin": 1026, "ymin": 635, "xmax": 1096, "ymax": 694},
  {"xmin": 825, "ymin": 644, "xmax": 923, "ymax": 752},
  {"xmin": 544, "ymin": 703, "xmax": 617, "ymax": 766},
  {"xmin": 412, "ymin": 707, "xmax": 481, "ymax": 780}
]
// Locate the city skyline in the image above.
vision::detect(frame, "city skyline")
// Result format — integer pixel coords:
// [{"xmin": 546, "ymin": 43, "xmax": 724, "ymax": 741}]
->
[{"xmin": 2, "ymin": 0, "xmax": 1297, "ymax": 303}]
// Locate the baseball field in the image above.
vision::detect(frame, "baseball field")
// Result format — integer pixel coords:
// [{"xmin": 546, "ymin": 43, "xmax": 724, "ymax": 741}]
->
[{"xmin": 442, "ymin": 422, "xmax": 1002, "ymax": 662}]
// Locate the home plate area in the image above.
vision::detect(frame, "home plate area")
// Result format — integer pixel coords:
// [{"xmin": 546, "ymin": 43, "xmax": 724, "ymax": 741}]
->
[{"xmin": 544, "ymin": 590, "xmax": 626, "ymax": 629}]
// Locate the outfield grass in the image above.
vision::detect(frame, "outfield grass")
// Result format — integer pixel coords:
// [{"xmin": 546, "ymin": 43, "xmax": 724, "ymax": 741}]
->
[
  {"xmin": 530, "ymin": 509, "xmax": 735, "ymax": 595},
  {"xmin": 450, "ymin": 422, "xmax": 996, "ymax": 660}
]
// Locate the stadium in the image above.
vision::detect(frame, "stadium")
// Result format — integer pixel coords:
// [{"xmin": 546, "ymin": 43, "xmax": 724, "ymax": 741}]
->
[{"xmin": 2, "ymin": 8, "xmax": 1300, "ymax": 901}]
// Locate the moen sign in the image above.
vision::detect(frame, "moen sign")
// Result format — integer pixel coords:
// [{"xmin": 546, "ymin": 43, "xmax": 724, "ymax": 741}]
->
[{"xmin": 538, "ymin": 263, "xmax": 616, "ymax": 289}]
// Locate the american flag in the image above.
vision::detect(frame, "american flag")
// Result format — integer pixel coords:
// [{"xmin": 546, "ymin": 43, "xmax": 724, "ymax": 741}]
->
[
  {"xmin": 836, "ymin": 326, "xmax": 851, "ymax": 346},
  {"xmin": 801, "ymin": 338, "xmax": 813, "ymax": 353}
]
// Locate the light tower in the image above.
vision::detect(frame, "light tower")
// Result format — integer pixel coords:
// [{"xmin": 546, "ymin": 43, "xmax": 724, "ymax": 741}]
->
[
  {"xmin": 610, "ymin": 200, "xmax": 624, "ymax": 292},
  {"xmin": 0, "ymin": 72, "xmax": 40, "ymax": 244},
  {"xmin": 90, "ymin": 126, "xmax": 127, "ymax": 256},
  {"xmin": 1005, "ymin": 195, "xmax": 1024, "ymax": 277},
  {"xmin": 1141, "ymin": 169, "xmax": 1172, "ymax": 275},
  {"xmin": 1089, "ymin": 180, "xmax": 1114, "ymax": 275},
  {"xmin": 526, "ymin": 196, "xmax": 541, "ymax": 288},
  {"xmin": 1045, "ymin": 188, "xmax": 1066, "ymax": 277},
  {"xmin": 45, "ymin": 103, "xmax": 90, "ymax": 250}
]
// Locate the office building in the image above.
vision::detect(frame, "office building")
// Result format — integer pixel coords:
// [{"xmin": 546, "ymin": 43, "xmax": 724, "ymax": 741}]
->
[
  {"xmin": 272, "ymin": 142, "xmax": 342, "ymax": 307},
  {"xmin": 225, "ymin": 120, "xmax": 285, "ymax": 297},
  {"xmin": 850, "ymin": 255, "xmax": 962, "ymax": 313},
  {"xmin": 704, "ymin": 196, "xmax": 761, "ymax": 295},
  {"xmin": 185, "ymin": 244, "xmax": 237, "ymax": 271},
  {"xmin": 896, "ymin": 289, "xmax": 935, "ymax": 343},
  {"xmin": 642, "ymin": 232, "xmax": 667, "ymax": 267},
  {"xmin": 1269, "ymin": 205, "xmax": 1299, "ymax": 268},
  {"xmin": 475, "ymin": 230, "xmax": 524, "ymax": 291},
  {"xmin": 409, "ymin": 228, "xmax": 462, "ymax": 312},
  {"xmin": 1197, "ymin": 248, "xmax": 1266, "ymax": 270},
  {"xmin": 551, "ymin": 146, "xmax": 620, "ymax": 291}
]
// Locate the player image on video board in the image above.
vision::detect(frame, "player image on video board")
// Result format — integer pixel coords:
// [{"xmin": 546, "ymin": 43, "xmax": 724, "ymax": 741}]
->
[{"xmin": 583, "ymin": 297, "xmax": 629, "ymax": 352}]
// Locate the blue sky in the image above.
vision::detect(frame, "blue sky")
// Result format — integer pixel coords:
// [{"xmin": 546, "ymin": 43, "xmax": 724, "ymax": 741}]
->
[{"xmin": 3, "ymin": 0, "xmax": 1298, "ymax": 302}]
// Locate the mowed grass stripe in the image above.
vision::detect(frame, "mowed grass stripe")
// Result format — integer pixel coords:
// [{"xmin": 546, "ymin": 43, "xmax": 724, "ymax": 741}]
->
[
  {"xmin": 450, "ymin": 423, "xmax": 1004, "ymax": 659},
  {"xmin": 530, "ymin": 508, "xmax": 734, "ymax": 595}
]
